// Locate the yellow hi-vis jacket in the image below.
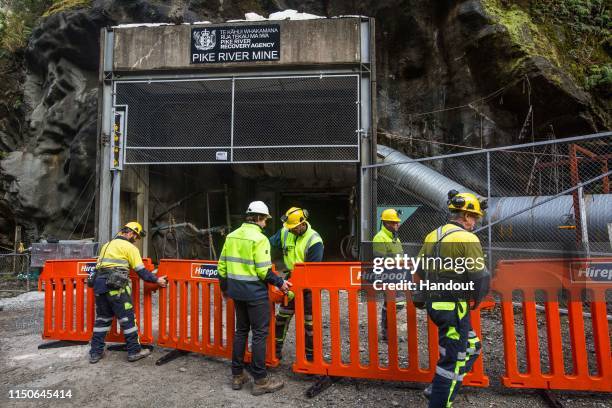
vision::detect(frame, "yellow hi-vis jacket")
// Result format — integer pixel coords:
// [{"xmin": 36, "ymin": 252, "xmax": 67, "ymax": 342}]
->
[
  {"xmin": 97, "ymin": 237, "xmax": 146, "ymax": 271},
  {"xmin": 94, "ymin": 236, "xmax": 158, "ymax": 295},
  {"xmin": 280, "ymin": 222, "xmax": 323, "ymax": 272},
  {"xmin": 218, "ymin": 223, "xmax": 284, "ymax": 301},
  {"xmin": 372, "ymin": 225, "xmax": 403, "ymax": 258},
  {"xmin": 417, "ymin": 222, "xmax": 490, "ymax": 305}
]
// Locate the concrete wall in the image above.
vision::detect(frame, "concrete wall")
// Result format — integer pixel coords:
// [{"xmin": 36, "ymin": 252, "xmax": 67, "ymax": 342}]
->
[{"xmin": 113, "ymin": 18, "xmax": 362, "ymax": 71}]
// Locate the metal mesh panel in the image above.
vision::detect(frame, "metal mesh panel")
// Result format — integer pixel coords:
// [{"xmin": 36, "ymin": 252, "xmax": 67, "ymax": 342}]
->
[
  {"xmin": 116, "ymin": 80, "xmax": 233, "ymax": 149},
  {"xmin": 115, "ymin": 75, "xmax": 360, "ymax": 164},
  {"xmin": 232, "ymin": 146, "xmax": 359, "ymax": 162},
  {"xmin": 233, "ymin": 76, "xmax": 359, "ymax": 148},
  {"xmin": 368, "ymin": 133, "xmax": 612, "ymax": 264},
  {"xmin": 125, "ymin": 148, "xmax": 230, "ymax": 164},
  {"xmin": 0, "ymin": 253, "xmax": 32, "ymax": 295}
]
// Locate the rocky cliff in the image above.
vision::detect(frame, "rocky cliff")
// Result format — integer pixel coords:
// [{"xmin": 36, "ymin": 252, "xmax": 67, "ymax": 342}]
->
[{"xmin": 0, "ymin": 0, "xmax": 609, "ymax": 245}]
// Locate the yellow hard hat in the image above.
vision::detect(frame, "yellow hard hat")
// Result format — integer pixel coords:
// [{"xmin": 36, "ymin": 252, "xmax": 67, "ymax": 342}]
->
[
  {"xmin": 447, "ymin": 190, "xmax": 485, "ymax": 216},
  {"xmin": 281, "ymin": 207, "xmax": 309, "ymax": 229},
  {"xmin": 124, "ymin": 221, "xmax": 146, "ymax": 237},
  {"xmin": 381, "ymin": 209, "xmax": 401, "ymax": 222}
]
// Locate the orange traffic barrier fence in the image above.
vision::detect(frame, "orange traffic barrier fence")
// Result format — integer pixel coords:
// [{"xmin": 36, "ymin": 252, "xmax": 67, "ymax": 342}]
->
[
  {"xmin": 38, "ymin": 258, "xmax": 157, "ymax": 345},
  {"xmin": 290, "ymin": 262, "xmax": 489, "ymax": 386},
  {"xmin": 493, "ymin": 258, "xmax": 612, "ymax": 392},
  {"xmin": 156, "ymin": 259, "xmax": 279, "ymax": 366}
]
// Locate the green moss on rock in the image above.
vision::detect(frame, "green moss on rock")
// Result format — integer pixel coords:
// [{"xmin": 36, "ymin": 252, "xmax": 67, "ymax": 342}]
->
[
  {"xmin": 43, "ymin": 0, "xmax": 91, "ymax": 17},
  {"xmin": 481, "ymin": 0, "xmax": 562, "ymax": 67}
]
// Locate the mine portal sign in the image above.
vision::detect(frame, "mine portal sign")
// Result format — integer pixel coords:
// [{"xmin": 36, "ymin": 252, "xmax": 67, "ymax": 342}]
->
[{"xmin": 191, "ymin": 25, "xmax": 281, "ymax": 64}]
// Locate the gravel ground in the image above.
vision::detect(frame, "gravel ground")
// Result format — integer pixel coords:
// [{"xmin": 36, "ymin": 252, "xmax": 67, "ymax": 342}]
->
[{"xmin": 0, "ymin": 291, "xmax": 610, "ymax": 408}]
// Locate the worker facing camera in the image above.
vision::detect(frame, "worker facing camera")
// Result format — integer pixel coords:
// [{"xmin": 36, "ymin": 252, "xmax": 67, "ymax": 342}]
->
[{"xmin": 269, "ymin": 206, "xmax": 324, "ymax": 362}]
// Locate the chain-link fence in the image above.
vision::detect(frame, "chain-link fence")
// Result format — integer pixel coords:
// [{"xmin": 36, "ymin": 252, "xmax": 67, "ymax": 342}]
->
[
  {"xmin": 115, "ymin": 75, "xmax": 361, "ymax": 164},
  {"xmin": 363, "ymin": 132, "xmax": 612, "ymax": 268},
  {"xmin": 0, "ymin": 253, "xmax": 32, "ymax": 296}
]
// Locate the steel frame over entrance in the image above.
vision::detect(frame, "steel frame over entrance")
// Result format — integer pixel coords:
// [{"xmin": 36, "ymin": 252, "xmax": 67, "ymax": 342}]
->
[{"xmin": 96, "ymin": 18, "xmax": 376, "ymax": 247}]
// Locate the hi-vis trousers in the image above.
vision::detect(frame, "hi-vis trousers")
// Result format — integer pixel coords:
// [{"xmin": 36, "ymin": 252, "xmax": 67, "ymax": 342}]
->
[
  {"xmin": 426, "ymin": 300, "xmax": 482, "ymax": 408},
  {"xmin": 90, "ymin": 285, "xmax": 141, "ymax": 357},
  {"xmin": 275, "ymin": 289, "xmax": 313, "ymax": 360}
]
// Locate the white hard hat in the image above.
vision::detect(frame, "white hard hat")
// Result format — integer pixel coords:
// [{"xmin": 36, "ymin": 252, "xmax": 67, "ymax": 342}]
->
[{"xmin": 246, "ymin": 201, "xmax": 272, "ymax": 218}]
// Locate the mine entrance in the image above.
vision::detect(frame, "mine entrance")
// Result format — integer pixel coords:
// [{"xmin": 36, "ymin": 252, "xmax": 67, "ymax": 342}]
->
[
  {"xmin": 110, "ymin": 74, "xmax": 363, "ymax": 262},
  {"xmin": 131, "ymin": 162, "xmax": 357, "ymax": 263},
  {"xmin": 97, "ymin": 18, "xmax": 375, "ymax": 259}
]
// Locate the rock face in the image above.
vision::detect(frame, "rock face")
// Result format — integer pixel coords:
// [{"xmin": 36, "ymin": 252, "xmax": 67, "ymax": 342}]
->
[
  {"xmin": 0, "ymin": 0, "xmax": 609, "ymax": 245},
  {"xmin": 0, "ymin": 9, "xmax": 110, "ymax": 244}
]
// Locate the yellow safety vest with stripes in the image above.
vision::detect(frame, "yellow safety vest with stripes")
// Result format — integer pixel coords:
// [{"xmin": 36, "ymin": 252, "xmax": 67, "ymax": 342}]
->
[
  {"xmin": 419, "ymin": 223, "xmax": 484, "ymax": 276},
  {"xmin": 218, "ymin": 223, "xmax": 273, "ymax": 301},
  {"xmin": 96, "ymin": 238, "xmax": 145, "ymax": 271},
  {"xmin": 418, "ymin": 223, "xmax": 486, "ymax": 309},
  {"xmin": 281, "ymin": 222, "xmax": 323, "ymax": 271}
]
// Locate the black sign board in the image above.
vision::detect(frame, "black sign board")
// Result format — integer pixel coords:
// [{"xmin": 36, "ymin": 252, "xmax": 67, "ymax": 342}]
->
[{"xmin": 191, "ymin": 25, "xmax": 281, "ymax": 64}]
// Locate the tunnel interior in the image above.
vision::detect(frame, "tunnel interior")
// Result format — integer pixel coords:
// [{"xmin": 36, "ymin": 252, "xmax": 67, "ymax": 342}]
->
[{"xmin": 119, "ymin": 163, "xmax": 357, "ymax": 264}]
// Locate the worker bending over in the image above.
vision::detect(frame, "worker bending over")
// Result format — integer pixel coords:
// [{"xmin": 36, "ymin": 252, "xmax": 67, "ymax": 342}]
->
[{"xmin": 89, "ymin": 222, "xmax": 167, "ymax": 363}]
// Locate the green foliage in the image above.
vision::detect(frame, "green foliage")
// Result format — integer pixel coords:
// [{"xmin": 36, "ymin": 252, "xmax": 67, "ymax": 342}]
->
[
  {"xmin": 483, "ymin": 0, "xmax": 611, "ymax": 93},
  {"xmin": 481, "ymin": 0, "xmax": 562, "ymax": 67},
  {"xmin": 43, "ymin": 0, "xmax": 91, "ymax": 17},
  {"xmin": 0, "ymin": 0, "xmax": 54, "ymax": 52},
  {"xmin": 531, "ymin": 0, "xmax": 610, "ymax": 35},
  {"xmin": 528, "ymin": 0, "xmax": 611, "ymax": 91},
  {"xmin": 0, "ymin": 0, "xmax": 90, "ymax": 54},
  {"xmin": 585, "ymin": 63, "xmax": 612, "ymax": 90}
]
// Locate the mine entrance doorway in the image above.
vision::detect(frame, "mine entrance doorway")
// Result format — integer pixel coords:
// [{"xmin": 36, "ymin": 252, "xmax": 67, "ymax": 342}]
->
[
  {"xmin": 278, "ymin": 192, "xmax": 352, "ymax": 261},
  {"xmin": 141, "ymin": 163, "xmax": 357, "ymax": 263},
  {"xmin": 102, "ymin": 73, "xmax": 369, "ymax": 260}
]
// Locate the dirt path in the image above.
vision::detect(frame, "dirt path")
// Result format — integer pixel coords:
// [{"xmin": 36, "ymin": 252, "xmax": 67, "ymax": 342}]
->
[{"xmin": 0, "ymin": 292, "xmax": 609, "ymax": 408}]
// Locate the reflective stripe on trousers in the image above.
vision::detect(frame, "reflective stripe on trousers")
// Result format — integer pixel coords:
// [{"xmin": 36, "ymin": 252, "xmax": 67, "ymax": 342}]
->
[
  {"xmin": 427, "ymin": 301, "xmax": 481, "ymax": 408},
  {"xmin": 89, "ymin": 288, "xmax": 141, "ymax": 356}
]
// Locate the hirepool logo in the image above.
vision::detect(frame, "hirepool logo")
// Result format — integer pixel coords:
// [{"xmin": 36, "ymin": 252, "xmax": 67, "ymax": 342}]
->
[
  {"xmin": 190, "ymin": 263, "xmax": 218, "ymax": 280},
  {"xmin": 77, "ymin": 262, "xmax": 96, "ymax": 277},
  {"xmin": 570, "ymin": 262, "xmax": 612, "ymax": 284}
]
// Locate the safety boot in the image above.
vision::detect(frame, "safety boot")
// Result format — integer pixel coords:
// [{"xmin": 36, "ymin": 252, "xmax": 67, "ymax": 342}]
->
[
  {"xmin": 232, "ymin": 373, "xmax": 249, "ymax": 390},
  {"xmin": 127, "ymin": 348, "xmax": 151, "ymax": 362},
  {"xmin": 251, "ymin": 376, "xmax": 284, "ymax": 396},
  {"xmin": 89, "ymin": 351, "xmax": 105, "ymax": 364},
  {"xmin": 423, "ymin": 384, "xmax": 432, "ymax": 400}
]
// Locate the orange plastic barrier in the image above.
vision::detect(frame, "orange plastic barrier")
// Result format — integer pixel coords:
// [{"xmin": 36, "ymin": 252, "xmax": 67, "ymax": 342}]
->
[
  {"xmin": 493, "ymin": 258, "xmax": 612, "ymax": 392},
  {"xmin": 290, "ymin": 262, "xmax": 488, "ymax": 386},
  {"xmin": 156, "ymin": 259, "xmax": 279, "ymax": 366},
  {"xmin": 38, "ymin": 258, "xmax": 157, "ymax": 344}
]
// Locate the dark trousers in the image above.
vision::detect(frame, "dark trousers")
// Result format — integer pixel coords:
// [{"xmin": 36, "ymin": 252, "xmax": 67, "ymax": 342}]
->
[
  {"xmin": 275, "ymin": 289, "xmax": 313, "ymax": 358},
  {"xmin": 90, "ymin": 286, "xmax": 141, "ymax": 356},
  {"xmin": 232, "ymin": 298, "xmax": 270, "ymax": 380},
  {"xmin": 427, "ymin": 301, "xmax": 482, "ymax": 408},
  {"xmin": 380, "ymin": 292, "xmax": 406, "ymax": 338}
]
